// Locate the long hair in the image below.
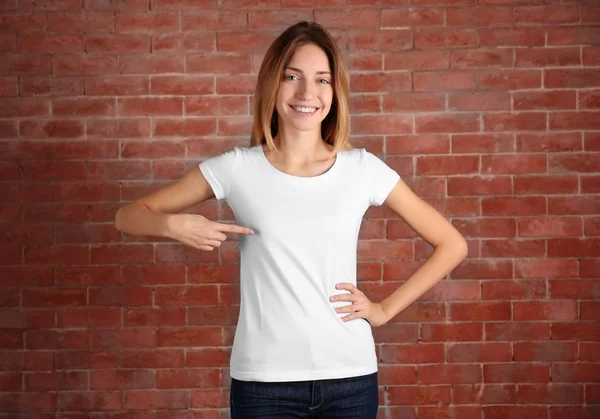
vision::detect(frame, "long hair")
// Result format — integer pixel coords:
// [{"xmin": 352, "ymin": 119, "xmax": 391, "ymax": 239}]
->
[{"xmin": 249, "ymin": 21, "xmax": 350, "ymax": 153}]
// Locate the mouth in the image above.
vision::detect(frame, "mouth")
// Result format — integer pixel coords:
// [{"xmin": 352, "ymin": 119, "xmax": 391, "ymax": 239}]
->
[{"xmin": 289, "ymin": 105, "xmax": 319, "ymax": 116}]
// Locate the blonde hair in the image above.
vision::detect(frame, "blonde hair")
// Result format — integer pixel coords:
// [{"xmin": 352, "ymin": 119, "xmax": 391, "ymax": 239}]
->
[{"xmin": 249, "ymin": 21, "xmax": 350, "ymax": 153}]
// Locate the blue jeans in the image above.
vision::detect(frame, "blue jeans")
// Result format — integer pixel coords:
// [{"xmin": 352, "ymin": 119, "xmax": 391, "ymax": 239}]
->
[{"xmin": 230, "ymin": 372, "xmax": 378, "ymax": 418}]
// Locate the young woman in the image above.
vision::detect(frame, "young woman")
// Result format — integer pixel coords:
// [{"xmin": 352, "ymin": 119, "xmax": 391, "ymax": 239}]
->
[{"xmin": 116, "ymin": 21, "xmax": 468, "ymax": 419}]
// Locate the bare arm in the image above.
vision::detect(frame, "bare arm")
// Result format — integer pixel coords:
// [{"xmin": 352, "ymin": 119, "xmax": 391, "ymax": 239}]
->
[
  {"xmin": 377, "ymin": 179, "xmax": 468, "ymax": 320},
  {"xmin": 115, "ymin": 168, "xmax": 253, "ymax": 251},
  {"xmin": 332, "ymin": 179, "xmax": 468, "ymax": 326}
]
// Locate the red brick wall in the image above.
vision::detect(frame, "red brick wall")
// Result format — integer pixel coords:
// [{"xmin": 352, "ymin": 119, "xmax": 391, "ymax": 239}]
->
[{"xmin": 1, "ymin": 0, "xmax": 599, "ymax": 417}]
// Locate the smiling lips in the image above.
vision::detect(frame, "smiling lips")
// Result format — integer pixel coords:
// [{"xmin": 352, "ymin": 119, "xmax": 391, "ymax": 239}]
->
[{"xmin": 290, "ymin": 105, "xmax": 319, "ymax": 114}]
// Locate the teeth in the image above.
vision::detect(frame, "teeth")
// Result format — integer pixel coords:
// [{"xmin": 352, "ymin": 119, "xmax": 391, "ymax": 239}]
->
[{"xmin": 292, "ymin": 106, "xmax": 317, "ymax": 113}]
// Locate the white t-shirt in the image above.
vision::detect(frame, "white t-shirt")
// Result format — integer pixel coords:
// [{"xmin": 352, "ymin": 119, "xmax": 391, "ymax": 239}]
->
[{"xmin": 199, "ymin": 144, "xmax": 400, "ymax": 382}]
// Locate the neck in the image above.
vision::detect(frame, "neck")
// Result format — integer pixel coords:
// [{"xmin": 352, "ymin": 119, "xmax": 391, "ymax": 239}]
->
[{"xmin": 272, "ymin": 125, "xmax": 332, "ymax": 163}]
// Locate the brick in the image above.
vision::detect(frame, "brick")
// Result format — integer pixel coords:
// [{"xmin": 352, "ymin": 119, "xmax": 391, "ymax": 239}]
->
[
  {"xmin": 187, "ymin": 54, "xmax": 250, "ymax": 75},
  {"xmin": 517, "ymin": 132, "xmax": 582, "ymax": 152},
  {"xmin": 481, "ymin": 27, "xmax": 545, "ymax": 47},
  {"xmin": 414, "ymin": 71, "xmax": 477, "ymax": 91},
  {"xmin": 454, "ymin": 384, "xmax": 517, "ymax": 405},
  {"xmin": 124, "ymin": 389, "xmax": 188, "ymax": 410},
  {"xmin": 418, "ymin": 364, "xmax": 481, "ymax": 384},
  {"xmin": 18, "ymin": 34, "xmax": 83, "ymax": 53},
  {"xmin": 57, "ymin": 391, "xmax": 122, "ymax": 411},
  {"xmin": 52, "ymin": 98, "xmax": 116, "ymax": 117},
  {"xmin": 248, "ymin": 10, "xmax": 314, "ymax": 31},
  {"xmin": 553, "ymin": 322, "xmax": 600, "ymax": 341},
  {"xmin": 480, "ymin": 69, "xmax": 541, "ymax": 90},
  {"xmin": 451, "ymin": 259, "xmax": 513, "ymax": 279},
  {"xmin": 90, "ymin": 370, "xmax": 155, "ymax": 390},
  {"xmin": 86, "ymin": 75, "xmax": 150, "ymax": 96},
  {"xmin": 482, "ymin": 154, "xmax": 547, "ymax": 174},
  {"xmin": 518, "ymin": 383, "xmax": 583, "ymax": 404},
  {"xmin": 119, "ymin": 54, "xmax": 184, "ymax": 74},
  {"xmin": 351, "ymin": 115, "xmax": 412, "ymax": 135},
  {"xmin": 350, "ymin": 72, "xmax": 410, "ymax": 92},
  {"xmin": 547, "ymin": 238, "xmax": 600, "ymax": 257},
  {"xmin": 416, "ymin": 113, "xmax": 479, "ymax": 133},
  {"xmin": 0, "ymin": 393, "xmax": 57, "ymax": 412},
  {"xmin": 516, "ymin": 47, "xmax": 581, "ymax": 67},
  {"xmin": 484, "ymin": 406, "xmax": 547, "ymax": 419},
  {"xmin": 483, "ymin": 279, "xmax": 546, "ymax": 300},
  {"xmin": 119, "ymin": 97, "xmax": 183, "ymax": 116},
  {"xmin": 448, "ymin": 176, "xmax": 512, "ymax": 196},
  {"xmin": 447, "ymin": 6, "xmax": 511, "ymax": 26},
  {"xmin": 156, "ymin": 368, "xmax": 220, "ymax": 389},
  {"xmin": 47, "ymin": 10, "xmax": 115, "ymax": 32},
  {"xmin": 553, "ymin": 363, "xmax": 600, "ymax": 383},
  {"xmin": 515, "ymin": 258, "xmax": 578, "ymax": 278},
  {"xmin": 515, "ymin": 91, "xmax": 576, "ymax": 110},
  {"xmin": 550, "ymin": 111, "xmax": 600, "ymax": 130},
  {"xmin": 23, "ymin": 288, "xmax": 86, "ymax": 307},
  {"xmin": 54, "ymin": 55, "xmax": 118, "ymax": 75},
  {"xmin": 56, "ymin": 266, "xmax": 120, "ymax": 286},
  {"xmin": 485, "ymin": 363, "xmax": 550, "ymax": 383},
  {"xmin": 345, "ymin": 52, "xmax": 382, "ymax": 71},
  {"xmin": 351, "ymin": 94, "xmax": 381, "ymax": 113},
  {"xmin": 157, "ymin": 327, "xmax": 222, "ymax": 347},
  {"xmin": 515, "ymin": 6, "xmax": 579, "ymax": 24},
  {"xmin": 25, "ymin": 245, "xmax": 89, "ymax": 265},
  {"xmin": 86, "ymin": 34, "xmax": 150, "ymax": 53},
  {"xmin": 387, "ymin": 134, "xmax": 448, "ymax": 154},
  {"xmin": 583, "ymin": 47, "xmax": 600, "ymax": 65},
  {"xmin": 382, "ymin": 8, "xmax": 444, "ymax": 27},
  {"xmin": 580, "ymin": 90, "xmax": 600, "ymax": 109},
  {"xmin": 151, "ymin": 75, "xmax": 213, "ymax": 95},
  {"xmin": 0, "ymin": 12, "xmax": 46, "ymax": 31},
  {"xmin": 116, "ymin": 11, "xmax": 179, "ymax": 32},
  {"xmin": 91, "ymin": 244, "xmax": 154, "ymax": 264},
  {"xmin": 548, "ymin": 26, "xmax": 599, "ymax": 46},
  {"xmin": 549, "ymin": 153, "xmax": 600, "ymax": 173},
  {"xmin": 515, "ymin": 175, "xmax": 578, "ymax": 195},
  {"xmin": 91, "ymin": 329, "xmax": 156, "ymax": 349},
  {"xmin": 384, "ymin": 50, "xmax": 448, "ymax": 70},
  {"xmin": 450, "ymin": 302, "xmax": 511, "ymax": 321},
  {"xmin": 451, "ymin": 49, "xmax": 513, "ymax": 69},
  {"xmin": 348, "ymin": 30, "xmax": 411, "ymax": 51},
  {"xmin": 182, "ymin": 10, "xmax": 246, "ymax": 31},
  {"xmin": 421, "ymin": 323, "xmax": 483, "ymax": 342},
  {"xmin": 152, "ymin": 32, "xmax": 215, "ymax": 52},
  {"xmin": 87, "ymin": 118, "xmax": 151, "ymax": 138},
  {"xmin": 20, "ymin": 0, "xmax": 81, "ymax": 10},
  {"xmin": 20, "ymin": 119, "xmax": 84, "ymax": 139},
  {"xmin": 383, "ymin": 93, "xmax": 445, "ymax": 112},
  {"xmin": 0, "ymin": 34, "xmax": 16, "ymax": 53},
  {"xmin": 550, "ymin": 406, "xmax": 600, "ymax": 419},
  {"xmin": 387, "ymin": 385, "xmax": 450, "ymax": 405},
  {"xmin": 380, "ymin": 343, "xmax": 445, "ymax": 364},
  {"xmin": 483, "ymin": 239, "xmax": 545, "ymax": 258},
  {"xmin": 121, "ymin": 349, "xmax": 185, "ymax": 368},
  {"xmin": 580, "ymin": 343, "xmax": 600, "ymax": 362},
  {"xmin": 153, "ymin": 118, "xmax": 216, "ymax": 137},
  {"xmin": 484, "ymin": 112, "xmax": 547, "ymax": 131},
  {"xmin": 417, "ymin": 155, "xmax": 479, "ymax": 175},
  {"xmin": 217, "ymin": 31, "xmax": 277, "ymax": 53},
  {"xmin": 545, "ymin": 69, "xmax": 600, "ymax": 88},
  {"xmin": 448, "ymin": 343, "xmax": 511, "ymax": 363},
  {"xmin": 20, "ymin": 76, "xmax": 83, "ymax": 97},
  {"xmin": 216, "ymin": 74, "xmax": 256, "ymax": 94},
  {"xmin": 415, "ymin": 28, "xmax": 478, "ymax": 48},
  {"xmin": 86, "ymin": 0, "xmax": 150, "ymax": 11}
]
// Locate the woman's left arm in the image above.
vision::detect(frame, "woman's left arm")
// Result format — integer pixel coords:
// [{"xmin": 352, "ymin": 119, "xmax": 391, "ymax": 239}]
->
[{"xmin": 331, "ymin": 179, "xmax": 468, "ymax": 327}]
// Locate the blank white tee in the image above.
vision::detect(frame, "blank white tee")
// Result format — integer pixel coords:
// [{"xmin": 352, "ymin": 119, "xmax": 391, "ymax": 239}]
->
[{"xmin": 199, "ymin": 145, "xmax": 400, "ymax": 382}]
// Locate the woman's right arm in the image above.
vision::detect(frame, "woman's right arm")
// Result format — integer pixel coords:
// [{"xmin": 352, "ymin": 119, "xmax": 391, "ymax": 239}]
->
[{"xmin": 115, "ymin": 168, "xmax": 253, "ymax": 251}]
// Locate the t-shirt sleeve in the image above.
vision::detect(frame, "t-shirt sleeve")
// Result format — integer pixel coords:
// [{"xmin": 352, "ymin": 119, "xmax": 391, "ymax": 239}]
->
[
  {"xmin": 198, "ymin": 147, "xmax": 240, "ymax": 200},
  {"xmin": 363, "ymin": 150, "xmax": 401, "ymax": 206}
]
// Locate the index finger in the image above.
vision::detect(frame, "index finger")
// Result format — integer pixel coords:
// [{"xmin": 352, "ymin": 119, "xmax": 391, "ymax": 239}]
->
[
  {"xmin": 335, "ymin": 282, "xmax": 356, "ymax": 291},
  {"xmin": 214, "ymin": 222, "xmax": 254, "ymax": 235}
]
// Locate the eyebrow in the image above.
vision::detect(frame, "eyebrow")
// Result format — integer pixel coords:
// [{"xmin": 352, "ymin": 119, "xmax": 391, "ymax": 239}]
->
[{"xmin": 285, "ymin": 66, "xmax": 332, "ymax": 75}]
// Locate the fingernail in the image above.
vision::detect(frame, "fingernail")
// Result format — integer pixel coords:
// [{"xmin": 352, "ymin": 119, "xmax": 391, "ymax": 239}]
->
[
  {"xmin": 329, "ymin": 297, "xmax": 335, "ymax": 302},
  {"xmin": 335, "ymin": 284, "xmax": 341, "ymax": 289}
]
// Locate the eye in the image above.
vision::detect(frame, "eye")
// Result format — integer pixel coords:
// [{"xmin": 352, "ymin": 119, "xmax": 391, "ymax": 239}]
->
[
  {"xmin": 284, "ymin": 74, "xmax": 298, "ymax": 81},
  {"xmin": 319, "ymin": 78, "xmax": 331, "ymax": 85}
]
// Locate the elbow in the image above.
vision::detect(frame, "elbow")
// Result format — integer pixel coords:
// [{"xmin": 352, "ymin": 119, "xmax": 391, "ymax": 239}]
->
[{"xmin": 455, "ymin": 235, "xmax": 469, "ymax": 261}]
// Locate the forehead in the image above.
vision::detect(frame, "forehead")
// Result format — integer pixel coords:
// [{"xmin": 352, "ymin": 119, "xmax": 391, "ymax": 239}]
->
[{"xmin": 287, "ymin": 43, "xmax": 331, "ymax": 70}]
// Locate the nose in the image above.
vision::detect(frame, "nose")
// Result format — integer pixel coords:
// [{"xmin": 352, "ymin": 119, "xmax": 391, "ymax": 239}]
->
[{"xmin": 296, "ymin": 79, "xmax": 315, "ymax": 100}]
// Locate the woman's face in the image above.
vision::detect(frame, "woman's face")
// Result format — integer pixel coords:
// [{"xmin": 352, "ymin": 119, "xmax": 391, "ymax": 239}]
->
[{"xmin": 275, "ymin": 43, "xmax": 333, "ymax": 137}]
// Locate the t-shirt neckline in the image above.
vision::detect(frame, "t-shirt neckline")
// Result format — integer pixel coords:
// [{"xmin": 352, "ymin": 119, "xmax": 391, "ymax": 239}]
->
[{"xmin": 257, "ymin": 144, "xmax": 341, "ymax": 182}]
